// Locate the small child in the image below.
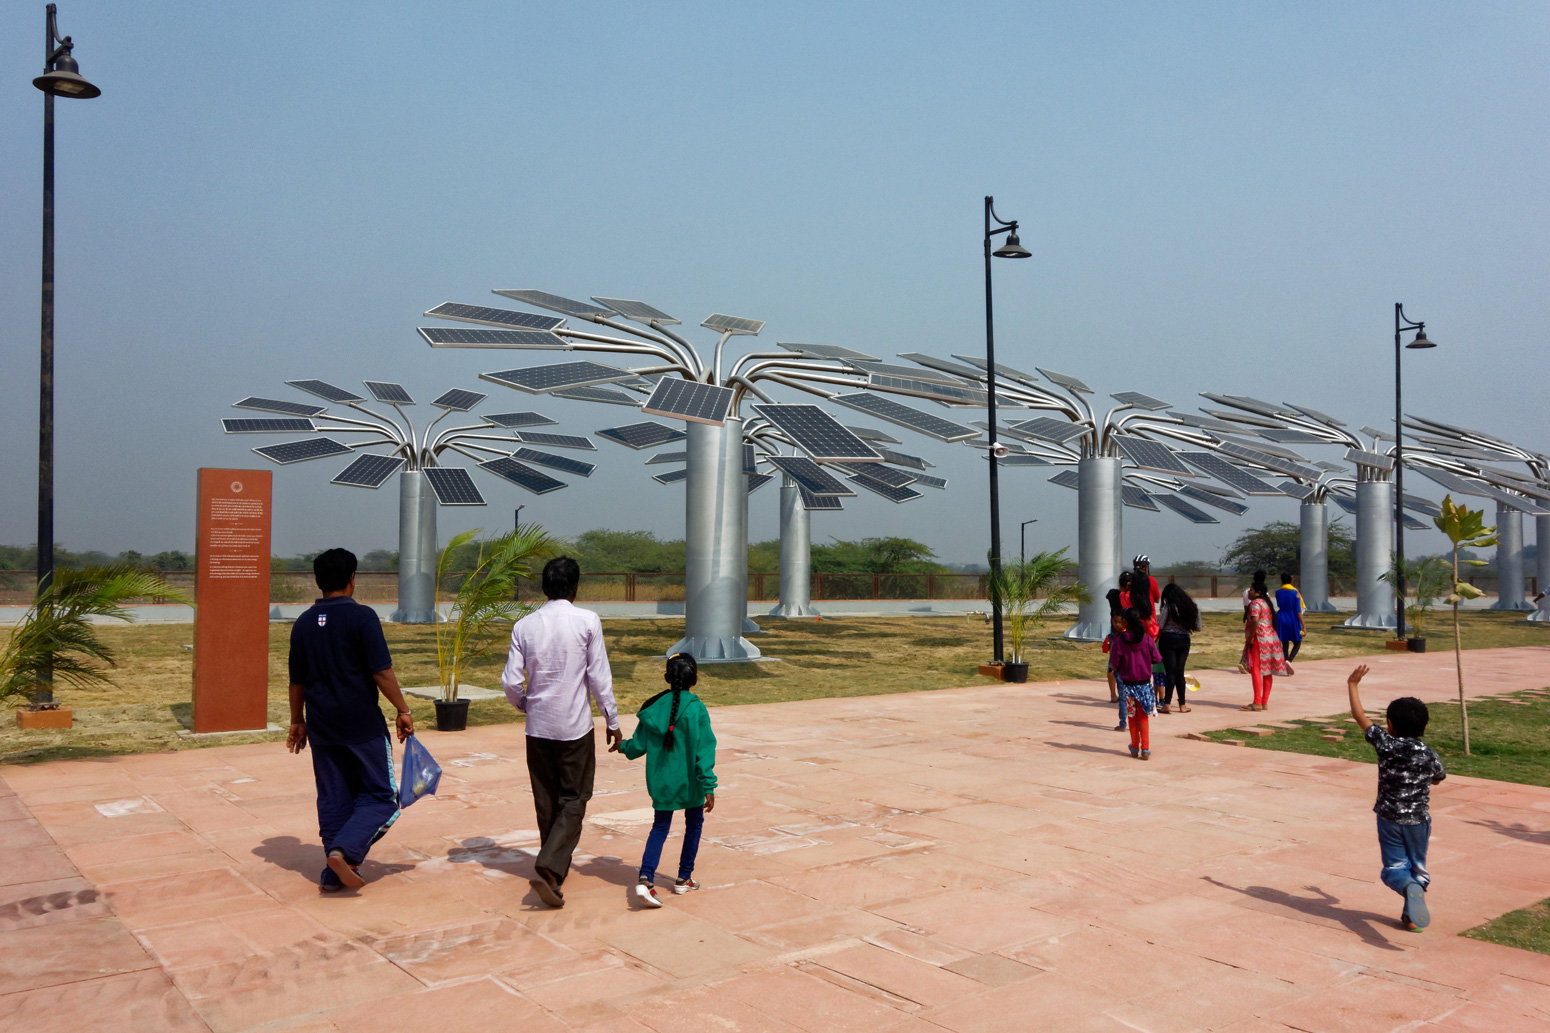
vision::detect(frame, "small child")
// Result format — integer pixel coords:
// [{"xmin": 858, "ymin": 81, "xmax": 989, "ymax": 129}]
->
[
  {"xmin": 1347, "ymin": 665, "xmax": 1446, "ymax": 931},
  {"xmin": 1101, "ymin": 613, "xmax": 1127, "ymax": 732},
  {"xmin": 1110, "ymin": 608, "xmax": 1162, "ymax": 759},
  {"xmin": 612, "ymin": 653, "xmax": 718, "ymax": 908}
]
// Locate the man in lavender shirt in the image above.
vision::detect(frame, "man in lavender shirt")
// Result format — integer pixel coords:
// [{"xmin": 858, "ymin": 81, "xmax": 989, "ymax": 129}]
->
[{"xmin": 501, "ymin": 557, "xmax": 621, "ymax": 908}]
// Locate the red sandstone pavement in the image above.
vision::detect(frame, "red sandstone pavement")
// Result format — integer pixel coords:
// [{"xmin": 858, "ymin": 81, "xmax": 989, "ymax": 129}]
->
[{"xmin": 4, "ymin": 647, "xmax": 1550, "ymax": 1033}]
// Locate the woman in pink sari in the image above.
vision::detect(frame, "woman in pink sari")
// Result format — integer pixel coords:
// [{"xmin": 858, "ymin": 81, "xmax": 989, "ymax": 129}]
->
[{"xmin": 1241, "ymin": 583, "xmax": 1290, "ymax": 711}]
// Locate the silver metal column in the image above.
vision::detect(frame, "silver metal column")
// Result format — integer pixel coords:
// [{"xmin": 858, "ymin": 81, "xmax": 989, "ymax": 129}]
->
[
  {"xmin": 1065, "ymin": 455, "xmax": 1121, "ymax": 641},
  {"xmin": 1491, "ymin": 504, "xmax": 1531, "ymax": 611},
  {"xmin": 1299, "ymin": 500, "xmax": 1336, "ymax": 612},
  {"xmin": 740, "ymin": 474, "xmax": 762, "ymax": 634},
  {"xmin": 1531, "ymin": 514, "xmax": 1550, "ymax": 622},
  {"xmin": 670, "ymin": 418, "xmax": 760, "ymax": 660},
  {"xmin": 390, "ymin": 470, "xmax": 439, "ymax": 623},
  {"xmin": 769, "ymin": 478, "xmax": 818, "ymax": 617},
  {"xmin": 1341, "ymin": 475, "xmax": 1396, "ymax": 629}
]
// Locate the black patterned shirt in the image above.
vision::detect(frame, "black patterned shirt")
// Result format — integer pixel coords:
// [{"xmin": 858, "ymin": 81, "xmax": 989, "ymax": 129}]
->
[{"xmin": 1365, "ymin": 725, "xmax": 1446, "ymax": 824}]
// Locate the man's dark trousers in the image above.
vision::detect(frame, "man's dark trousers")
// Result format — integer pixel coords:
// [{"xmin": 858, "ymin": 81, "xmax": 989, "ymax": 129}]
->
[
  {"xmin": 526, "ymin": 729, "xmax": 595, "ymax": 884},
  {"xmin": 313, "ymin": 736, "xmax": 399, "ymax": 871}
]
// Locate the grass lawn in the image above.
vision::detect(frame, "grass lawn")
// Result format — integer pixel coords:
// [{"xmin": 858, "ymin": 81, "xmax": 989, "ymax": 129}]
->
[
  {"xmin": 2, "ymin": 609, "xmax": 1545, "ymax": 764},
  {"xmin": 1464, "ymin": 898, "xmax": 1550, "ymax": 956}
]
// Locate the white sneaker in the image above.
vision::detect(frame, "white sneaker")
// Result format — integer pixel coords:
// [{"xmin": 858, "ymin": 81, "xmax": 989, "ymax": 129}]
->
[
  {"xmin": 672, "ymin": 877, "xmax": 701, "ymax": 895},
  {"xmin": 634, "ymin": 881, "xmax": 663, "ymax": 908}
]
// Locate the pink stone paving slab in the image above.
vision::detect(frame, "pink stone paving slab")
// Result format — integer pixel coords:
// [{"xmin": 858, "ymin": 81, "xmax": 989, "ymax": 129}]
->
[{"xmin": 1, "ymin": 646, "xmax": 1549, "ymax": 1031}]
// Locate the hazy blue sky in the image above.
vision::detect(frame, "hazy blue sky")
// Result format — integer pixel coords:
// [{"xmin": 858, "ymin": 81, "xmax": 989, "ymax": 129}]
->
[{"xmin": 2, "ymin": 1, "xmax": 1546, "ymax": 566}]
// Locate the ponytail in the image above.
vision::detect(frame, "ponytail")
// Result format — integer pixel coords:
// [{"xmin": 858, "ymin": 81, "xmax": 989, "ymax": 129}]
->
[{"xmin": 661, "ymin": 653, "xmax": 698, "ymax": 750}]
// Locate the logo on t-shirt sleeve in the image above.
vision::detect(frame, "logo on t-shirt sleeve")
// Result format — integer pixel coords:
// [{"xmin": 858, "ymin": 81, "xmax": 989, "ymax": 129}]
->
[{"xmin": 317, "ymin": 614, "xmax": 328, "ymax": 627}]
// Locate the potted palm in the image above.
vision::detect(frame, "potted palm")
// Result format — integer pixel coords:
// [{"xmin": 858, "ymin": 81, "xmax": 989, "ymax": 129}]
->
[
  {"xmin": 3, "ymin": 565, "xmax": 191, "ymax": 728},
  {"xmin": 1380, "ymin": 554, "xmax": 1449, "ymax": 652},
  {"xmin": 433, "ymin": 525, "xmax": 559, "ymax": 731},
  {"xmin": 1434, "ymin": 496, "xmax": 1497, "ymax": 755},
  {"xmin": 989, "ymin": 548, "xmax": 1087, "ymax": 683}
]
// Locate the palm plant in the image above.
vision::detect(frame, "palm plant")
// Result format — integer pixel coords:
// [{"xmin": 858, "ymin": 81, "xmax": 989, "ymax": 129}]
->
[
  {"xmin": 1380, "ymin": 554, "xmax": 1450, "ymax": 640},
  {"xmin": 1, "ymin": 566, "xmax": 192, "ymax": 707},
  {"xmin": 434, "ymin": 525, "xmax": 560, "ymax": 703},
  {"xmin": 990, "ymin": 548, "xmax": 1088, "ymax": 665},
  {"xmin": 1434, "ymin": 495, "xmax": 1497, "ymax": 755}
]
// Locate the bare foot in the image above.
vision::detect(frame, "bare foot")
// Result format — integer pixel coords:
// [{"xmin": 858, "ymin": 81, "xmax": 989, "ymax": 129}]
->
[{"xmin": 1178, "ymin": 705, "xmax": 1191, "ymax": 713}]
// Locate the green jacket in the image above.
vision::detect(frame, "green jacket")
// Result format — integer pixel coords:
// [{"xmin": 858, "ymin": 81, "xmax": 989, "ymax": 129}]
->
[{"xmin": 619, "ymin": 688, "xmax": 717, "ymax": 811}]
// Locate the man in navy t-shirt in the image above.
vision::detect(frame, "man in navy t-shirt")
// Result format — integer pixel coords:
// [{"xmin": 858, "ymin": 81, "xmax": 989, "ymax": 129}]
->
[{"xmin": 287, "ymin": 548, "xmax": 414, "ymax": 891}]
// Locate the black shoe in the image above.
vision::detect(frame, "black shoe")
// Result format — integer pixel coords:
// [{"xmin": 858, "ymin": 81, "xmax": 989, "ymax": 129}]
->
[{"xmin": 530, "ymin": 867, "xmax": 565, "ymax": 908}]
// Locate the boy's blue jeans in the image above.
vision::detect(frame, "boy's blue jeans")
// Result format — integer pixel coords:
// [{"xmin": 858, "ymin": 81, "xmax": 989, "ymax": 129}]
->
[
  {"xmin": 639, "ymin": 807, "xmax": 705, "ymax": 885},
  {"xmin": 1376, "ymin": 816, "xmax": 1431, "ymax": 899}
]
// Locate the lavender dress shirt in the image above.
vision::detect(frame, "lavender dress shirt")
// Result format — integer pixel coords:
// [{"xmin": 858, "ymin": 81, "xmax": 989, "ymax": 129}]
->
[{"xmin": 500, "ymin": 599, "xmax": 620, "ymax": 741}]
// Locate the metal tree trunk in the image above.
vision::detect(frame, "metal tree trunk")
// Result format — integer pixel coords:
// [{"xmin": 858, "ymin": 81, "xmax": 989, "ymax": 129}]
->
[
  {"xmin": 391, "ymin": 470, "xmax": 439, "ymax": 623},
  {"xmin": 769, "ymin": 479, "xmax": 818, "ymax": 617},
  {"xmin": 671, "ymin": 418, "xmax": 760, "ymax": 660},
  {"xmin": 1064, "ymin": 456, "xmax": 1121, "ymax": 642},
  {"xmin": 1299, "ymin": 500, "xmax": 1336, "ymax": 612}
]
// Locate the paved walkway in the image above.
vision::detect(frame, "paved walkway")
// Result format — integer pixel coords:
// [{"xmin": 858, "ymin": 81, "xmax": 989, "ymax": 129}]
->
[{"xmin": 3, "ymin": 648, "xmax": 1550, "ymax": 1032}]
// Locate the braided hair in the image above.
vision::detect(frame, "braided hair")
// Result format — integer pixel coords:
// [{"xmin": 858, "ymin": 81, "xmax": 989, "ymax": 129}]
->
[{"xmin": 661, "ymin": 653, "xmax": 698, "ymax": 750}]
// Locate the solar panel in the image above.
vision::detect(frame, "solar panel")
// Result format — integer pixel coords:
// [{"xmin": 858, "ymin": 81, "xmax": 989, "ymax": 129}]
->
[
  {"xmin": 551, "ymin": 386, "xmax": 639, "ymax": 405},
  {"xmin": 1199, "ymin": 394, "xmax": 1285, "ymax": 418},
  {"xmin": 513, "ymin": 432, "xmax": 596, "ymax": 451},
  {"xmin": 234, "ymin": 396, "xmax": 326, "ymax": 417},
  {"xmin": 1186, "ymin": 480, "xmax": 1245, "ymax": 498},
  {"xmin": 597, "ymin": 422, "xmax": 688, "ymax": 450},
  {"xmin": 764, "ymin": 456, "xmax": 856, "ymax": 496},
  {"xmin": 481, "ymin": 362, "xmax": 633, "ymax": 394},
  {"xmin": 1165, "ymin": 411, "xmax": 1241, "ymax": 434},
  {"xmin": 1258, "ymin": 429, "xmax": 1328, "ymax": 444},
  {"xmin": 1111, "ymin": 391, "xmax": 1171, "ymax": 411},
  {"xmin": 424, "ymin": 302, "xmax": 565, "ymax": 332},
  {"xmin": 287, "ymin": 380, "xmax": 363, "ymax": 403},
  {"xmin": 479, "ymin": 457, "xmax": 566, "ymax": 495},
  {"xmin": 1277, "ymin": 480, "xmax": 1315, "ymax": 500},
  {"xmin": 851, "ymin": 359, "xmax": 970, "ymax": 384},
  {"xmin": 1218, "ymin": 441, "xmax": 1324, "ymax": 480},
  {"xmin": 1009, "ymin": 417, "xmax": 1089, "ymax": 444},
  {"xmin": 949, "ymin": 354, "xmax": 1040, "ymax": 384},
  {"xmin": 997, "ymin": 455, "xmax": 1054, "ymax": 467},
  {"xmin": 1403, "ymin": 494, "xmax": 1442, "ymax": 517},
  {"xmin": 223, "ymin": 418, "xmax": 315, "ymax": 434},
  {"xmin": 1284, "ymin": 402, "xmax": 1345, "ymax": 427},
  {"xmin": 1344, "ymin": 448, "xmax": 1396, "ymax": 472},
  {"xmin": 1402, "ymin": 512, "xmax": 1430, "ymax": 530},
  {"xmin": 1360, "ymin": 426, "xmax": 1395, "ymax": 442},
  {"xmin": 492, "ymin": 289, "xmax": 617, "ymax": 319},
  {"xmin": 1219, "ymin": 436, "xmax": 1312, "ymax": 463},
  {"xmin": 1177, "ymin": 452, "xmax": 1282, "ymax": 495},
  {"xmin": 1202, "ymin": 407, "xmax": 1284, "ymax": 429},
  {"xmin": 433, "ymin": 388, "xmax": 487, "ymax": 412},
  {"xmin": 799, "ymin": 487, "xmax": 844, "ymax": 511},
  {"xmin": 592, "ymin": 297, "xmax": 680, "ymax": 325},
  {"xmin": 364, "ymin": 382, "xmax": 414, "ymax": 404},
  {"xmin": 423, "ymin": 467, "xmax": 485, "ymax": 506},
  {"xmin": 1178, "ymin": 485, "xmax": 1249, "ymax": 515},
  {"xmin": 253, "ymin": 438, "xmax": 353, "ymax": 464},
  {"xmin": 1330, "ymin": 494, "xmax": 1358, "ymax": 515},
  {"xmin": 1121, "ymin": 485, "xmax": 1159, "ymax": 511},
  {"xmin": 701, "ymin": 313, "xmax": 764, "ymax": 335},
  {"xmin": 867, "ymin": 374, "xmax": 987, "ymax": 406},
  {"xmin": 747, "ymin": 472, "xmax": 774, "ymax": 494},
  {"xmin": 1048, "ymin": 470, "xmax": 1081, "ymax": 489},
  {"xmin": 845, "ymin": 465, "xmax": 916, "ymax": 489},
  {"xmin": 894, "ymin": 354, "xmax": 988, "ymax": 381},
  {"xmin": 645, "ymin": 451, "xmax": 687, "ymax": 465},
  {"xmin": 642, "ymin": 379, "xmax": 734, "ymax": 425},
  {"xmin": 878, "ymin": 448, "xmax": 931, "ymax": 471},
  {"xmin": 777, "ymin": 341, "xmax": 881, "ymax": 361},
  {"xmin": 1152, "ymin": 494, "xmax": 1220, "ymax": 524},
  {"xmin": 830, "ymin": 393, "xmax": 978, "ymax": 442},
  {"xmin": 744, "ymin": 443, "xmax": 757, "ymax": 474},
  {"xmin": 845, "ymin": 425, "xmax": 902, "ymax": 444},
  {"xmin": 652, "ymin": 468, "xmax": 689, "ymax": 485},
  {"xmin": 482, "ymin": 411, "xmax": 556, "ymax": 428},
  {"xmin": 752, "ymin": 404, "xmax": 882, "ymax": 462},
  {"xmin": 1314, "ymin": 460, "xmax": 1345, "ymax": 473},
  {"xmin": 1113, "ymin": 435, "xmax": 1194, "ymax": 475},
  {"xmin": 418, "ymin": 327, "xmax": 570, "ymax": 349},
  {"xmin": 849, "ymin": 474, "xmax": 923, "ymax": 504},
  {"xmin": 332, "ymin": 453, "xmax": 405, "ymax": 488},
  {"xmin": 912, "ymin": 472, "xmax": 948, "ymax": 489},
  {"xmin": 1035, "ymin": 367, "xmax": 1092, "ymax": 394},
  {"xmin": 511, "ymin": 447, "xmax": 595, "ymax": 477}
]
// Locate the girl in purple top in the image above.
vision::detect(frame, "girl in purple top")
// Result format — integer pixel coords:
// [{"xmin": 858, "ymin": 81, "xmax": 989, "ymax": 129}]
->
[{"xmin": 1110, "ymin": 607, "xmax": 1162, "ymax": 760}]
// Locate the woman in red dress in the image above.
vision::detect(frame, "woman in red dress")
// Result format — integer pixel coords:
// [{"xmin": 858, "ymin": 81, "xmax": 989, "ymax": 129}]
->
[{"xmin": 1241, "ymin": 583, "xmax": 1290, "ymax": 711}]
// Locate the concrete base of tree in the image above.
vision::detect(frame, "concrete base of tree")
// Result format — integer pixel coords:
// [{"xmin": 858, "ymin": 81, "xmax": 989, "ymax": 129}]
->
[{"xmin": 16, "ymin": 707, "xmax": 72, "ymax": 730}]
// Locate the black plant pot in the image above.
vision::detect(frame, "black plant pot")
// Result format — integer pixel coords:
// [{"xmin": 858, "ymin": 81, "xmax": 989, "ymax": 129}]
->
[
  {"xmin": 1407, "ymin": 638, "xmax": 1427, "ymax": 653},
  {"xmin": 434, "ymin": 699, "xmax": 470, "ymax": 731},
  {"xmin": 1003, "ymin": 662, "xmax": 1029, "ymax": 684}
]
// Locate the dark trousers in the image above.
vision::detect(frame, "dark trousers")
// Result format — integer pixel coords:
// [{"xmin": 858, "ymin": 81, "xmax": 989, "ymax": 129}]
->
[
  {"xmin": 639, "ymin": 807, "xmax": 705, "ymax": 884},
  {"xmin": 1281, "ymin": 638, "xmax": 1301, "ymax": 662},
  {"xmin": 526, "ymin": 730, "xmax": 596, "ymax": 884},
  {"xmin": 1159, "ymin": 633, "xmax": 1191, "ymax": 705},
  {"xmin": 312, "ymin": 736, "xmax": 399, "ymax": 880}
]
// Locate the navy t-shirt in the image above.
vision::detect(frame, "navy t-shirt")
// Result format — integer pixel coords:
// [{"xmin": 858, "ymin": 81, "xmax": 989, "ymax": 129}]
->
[{"xmin": 288, "ymin": 596, "xmax": 393, "ymax": 746}]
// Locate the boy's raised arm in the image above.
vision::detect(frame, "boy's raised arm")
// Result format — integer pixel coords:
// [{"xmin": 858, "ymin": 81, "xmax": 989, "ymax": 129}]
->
[{"xmin": 1348, "ymin": 665, "xmax": 1373, "ymax": 730}]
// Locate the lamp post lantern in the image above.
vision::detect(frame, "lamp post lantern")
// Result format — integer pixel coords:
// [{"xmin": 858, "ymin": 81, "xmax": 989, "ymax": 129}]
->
[
  {"xmin": 31, "ymin": 3, "xmax": 100, "ymax": 706},
  {"xmin": 983, "ymin": 196, "xmax": 1030, "ymax": 661},
  {"xmin": 1393, "ymin": 303, "xmax": 1435, "ymax": 639}
]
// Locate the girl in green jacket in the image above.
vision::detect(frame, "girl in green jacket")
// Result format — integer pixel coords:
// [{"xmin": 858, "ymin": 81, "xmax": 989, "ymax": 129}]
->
[{"xmin": 612, "ymin": 653, "xmax": 718, "ymax": 907}]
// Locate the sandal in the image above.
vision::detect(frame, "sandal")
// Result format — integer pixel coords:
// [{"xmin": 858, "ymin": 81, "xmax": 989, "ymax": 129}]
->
[{"xmin": 1239, "ymin": 704, "xmax": 1257, "ymax": 711}]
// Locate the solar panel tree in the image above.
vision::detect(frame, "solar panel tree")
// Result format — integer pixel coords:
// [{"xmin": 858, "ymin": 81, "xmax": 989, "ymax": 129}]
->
[{"xmin": 223, "ymin": 378, "xmax": 602, "ymax": 622}]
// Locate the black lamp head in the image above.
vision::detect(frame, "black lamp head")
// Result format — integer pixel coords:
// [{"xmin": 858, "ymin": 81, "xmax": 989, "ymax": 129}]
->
[
  {"xmin": 34, "ymin": 40, "xmax": 100, "ymax": 99},
  {"xmin": 993, "ymin": 227, "xmax": 1032, "ymax": 260},
  {"xmin": 1406, "ymin": 327, "xmax": 1436, "ymax": 349}
]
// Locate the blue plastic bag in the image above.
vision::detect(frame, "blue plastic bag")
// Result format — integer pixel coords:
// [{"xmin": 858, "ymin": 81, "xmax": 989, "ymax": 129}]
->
[{"xmin": 398, "ymin": 735, "xmax": 442, "ymax": 809}]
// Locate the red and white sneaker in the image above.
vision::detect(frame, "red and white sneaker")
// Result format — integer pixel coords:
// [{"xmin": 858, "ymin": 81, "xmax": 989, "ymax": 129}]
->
[
  {"xmin": 672, "ymin": 877, "xmax": 701, "ymax": 895},
  {"xmin": 634, "ymin": 881, "xmax": 663, "ymax": 908}
]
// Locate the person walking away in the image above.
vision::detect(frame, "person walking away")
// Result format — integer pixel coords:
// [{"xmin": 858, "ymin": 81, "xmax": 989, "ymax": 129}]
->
[
  {"xmin": 1241, "ymin": 583, "xmax": 1289, "ymax": 711},
  {"xmin": 1102, "ymin": 611, "xmax": 1129, "ymax": 732},
  {"xmin": 501, "ymin": 557, "xmax": 622, "ymax": 908},
  {"xmin": 613, "ymin": 653, "xmax": 718, "ymax": 907},
  {"xmin": 1347, "ymin": 665, "xmax": 1446, "ymax": 931},
  {"xmin": 1104, "ymin": 575, "xmax": 1132, "ymax": 730},
  {"xmin": 1131, "ymin": 556, "xmax": 1165, "ymax": 695},
  {"xmin": 287, "ymin": 548, "xmax": 415, "ymax": 892},
  {"xmin": 1110, "ymin": 608, "xmax": 1161, "ymax": 759},
  {"xmin": 1157, "ymin": 584, "xmax": 1201, "ymax": 714},
  {"xmin": 1275, "ymin": 572, "xmax": 1305, "ymax": 662}
]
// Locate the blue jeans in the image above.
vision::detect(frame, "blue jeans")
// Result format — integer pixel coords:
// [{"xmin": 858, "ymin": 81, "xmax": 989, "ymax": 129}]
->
[
  {"xmin": 1376, "ymin": 816, "xmax": 1431, "ymax": 901},
  {"xmin": 639, "ymin": 807, "xmax": 705, "ymax": 885},
  {"xmin": 312, "ymin": 736, "xmax": 400, "ymax": 883}
]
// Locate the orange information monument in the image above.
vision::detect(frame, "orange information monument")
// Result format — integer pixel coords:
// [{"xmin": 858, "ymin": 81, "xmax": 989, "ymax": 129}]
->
[{"xmin": 193, "ymin": 469, "xmax": 272, "ymax": 733}]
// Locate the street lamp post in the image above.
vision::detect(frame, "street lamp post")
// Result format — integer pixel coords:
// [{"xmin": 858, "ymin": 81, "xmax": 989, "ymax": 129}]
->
[
  {"xmin": 1393, "ymin": 302, "xmax": 1435, "ymax": 640},
  {"xmin": 983, "ymin": 196, "xmax": 1030, "ymax": 662},
  {"xmin": 31, "ymin": 3, "xmax": 100, "ymax": 706},
  {"xmin": 1020, "ymin": 518, "xmax": 1038, "ymax": 567}
]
